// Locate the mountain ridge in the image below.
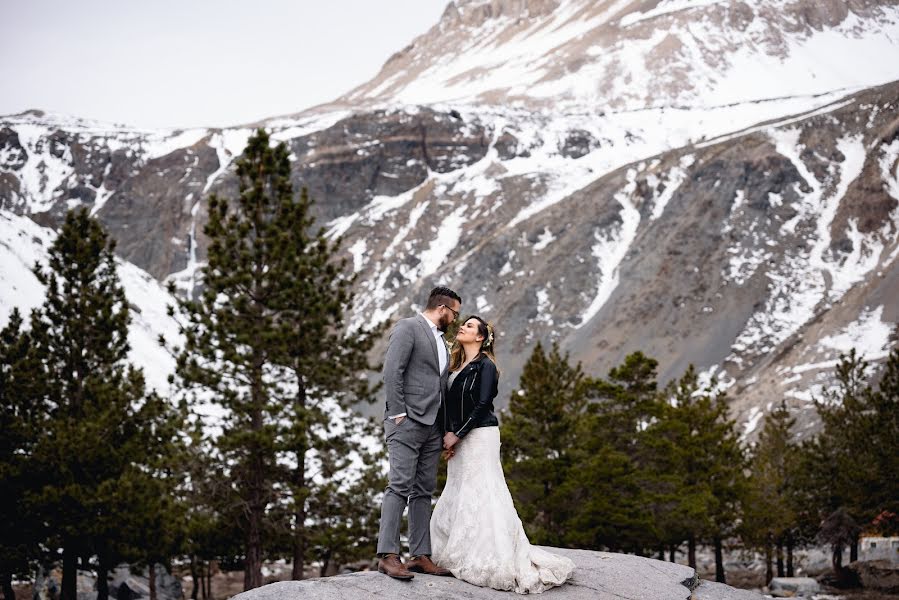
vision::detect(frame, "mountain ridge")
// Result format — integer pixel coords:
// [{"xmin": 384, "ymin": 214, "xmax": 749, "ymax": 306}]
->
[{"xmin": 2, "ymin": 0, "xmax": 898, "ymax": 438}]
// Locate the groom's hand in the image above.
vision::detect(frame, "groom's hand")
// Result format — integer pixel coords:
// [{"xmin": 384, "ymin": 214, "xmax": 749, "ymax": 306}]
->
[
  {"xmin": 394, "ymin": 415, "xmax": 405, "ymax": 425},
  {"xmin": 443, "ymin": 432, "xmax": 459, "ymax": 450}
]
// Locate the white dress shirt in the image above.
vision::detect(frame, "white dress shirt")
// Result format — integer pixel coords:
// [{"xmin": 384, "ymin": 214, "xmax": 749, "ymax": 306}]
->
[{"xmin": 388, "ymin": 312, "xmax": 447, "ymax": 420}]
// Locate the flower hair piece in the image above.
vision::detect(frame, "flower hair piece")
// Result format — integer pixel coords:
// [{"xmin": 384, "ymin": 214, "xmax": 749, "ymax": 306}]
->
[{"xmin": 483, "ymin": 323, "xmax": 495, "ymax": 349}]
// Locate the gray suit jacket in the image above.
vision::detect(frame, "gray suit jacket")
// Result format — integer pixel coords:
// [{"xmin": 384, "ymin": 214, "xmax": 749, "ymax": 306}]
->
[{"xmin": 383, "ymin": 313, "xmax": 449, "ymax": 426}]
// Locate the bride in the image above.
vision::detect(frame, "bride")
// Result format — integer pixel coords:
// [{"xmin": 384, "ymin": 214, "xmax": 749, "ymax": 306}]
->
[{"xmin": 431, "ymin": 315, "xmax": 575, "ymax": 594}]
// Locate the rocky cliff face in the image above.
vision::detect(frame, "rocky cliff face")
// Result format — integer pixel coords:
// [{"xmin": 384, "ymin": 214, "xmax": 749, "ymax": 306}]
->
[{"xmin": 1, "ymin": 0, "xmax": 898, "ymax": 438}]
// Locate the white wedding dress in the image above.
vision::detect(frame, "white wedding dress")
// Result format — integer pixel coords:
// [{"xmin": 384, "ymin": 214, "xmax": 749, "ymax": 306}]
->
[{"xmin": 430, "ymin": 425, "xmax": 575, "ymax": 594}]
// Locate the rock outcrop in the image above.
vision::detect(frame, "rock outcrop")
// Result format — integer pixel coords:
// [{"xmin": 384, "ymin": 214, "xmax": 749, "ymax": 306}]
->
[
  {"xmin": 848, "ymin": 559, "xmax": 899, "ymax": 593},
  {"xmin": 232, "ymin": 548, "xmax": 763, "ymax": 600}
]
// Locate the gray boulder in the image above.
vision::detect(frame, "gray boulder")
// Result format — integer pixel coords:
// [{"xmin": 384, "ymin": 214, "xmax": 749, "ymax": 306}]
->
[
  {"xmin": 232, "ymin": 547, "xmax": 765, "ymax": 600},
  {"xmin": 768, "ymin": 576, "xmax": 820, "ymax": 597},
  {"xmin": 848, "ymin": 559, "xmax": 899, "ymax": 593},
  {"xmin": 108, "ymin": 564, "xmax": 182, "ymax": 600}
]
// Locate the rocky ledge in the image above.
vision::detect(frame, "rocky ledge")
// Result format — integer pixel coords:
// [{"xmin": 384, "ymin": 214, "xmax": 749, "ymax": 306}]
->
[{"xmin": 232, "ymin": 547, "xmax": 764, "ymax": 599}]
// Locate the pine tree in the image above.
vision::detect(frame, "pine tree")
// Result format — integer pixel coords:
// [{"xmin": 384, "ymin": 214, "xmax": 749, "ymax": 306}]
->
[
  {"xmin": 865, "ymin": 347, "xmax": 899, "ymax": 519},
  {"xmin": 642, "ymin": 365, "xmax": 746, "ymax": 577},
  {"xmin": 304, "ymin": 436, "xmax": 386, "ymax": 576},
  {"xmin": 804, "ymin": 347, "xmax": 899, "ymax": 573},
  {"xmin": 743, "ymin": 400, "xmax": 797, "ymax": 584},
  {"xmin": 23, "ymin": 209, "xmax": 184, "ymax": 600},
  {"xmin": 268, "ymin": 184, "xmax": 385, "ymax": 580},
  {"xmin": 568, "ymin": 352, "xmax": 661, "ymax": 553},
  {"xmin": 697, "ymin": 380, "xmax": 746, "ymax": 583},
  {"xmin": 0, "ymin": 309, "xmax": 47, "ymax": 599},
  {"xmin": 814, "ymin": 349, "xmax": 872, "ymax": 565},
  {"xmin": 179, "ymin": 424, "xmax": 243, "ymax": 600},
  {"xmin": 169, "ymin": 129, "xmax": 384, "ymax": 587},
  {"xmin": 500, "ymin": 341, "xmax": 587, "ymax": 546}
]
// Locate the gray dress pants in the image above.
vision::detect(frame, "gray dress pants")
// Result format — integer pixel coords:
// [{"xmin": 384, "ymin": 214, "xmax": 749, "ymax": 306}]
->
[{"xmin": 376, "ymin": 416, "xmax": 443, "ymax": 556}]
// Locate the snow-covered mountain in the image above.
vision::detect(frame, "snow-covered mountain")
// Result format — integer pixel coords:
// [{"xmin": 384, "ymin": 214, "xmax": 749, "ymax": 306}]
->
[
  {"xmin": 341, "ymin": 0, "xmax": 899, "ymax": 112},
  {"xmin": 2, "ymin": 0, "xmax": 898, "ymax": 438}
]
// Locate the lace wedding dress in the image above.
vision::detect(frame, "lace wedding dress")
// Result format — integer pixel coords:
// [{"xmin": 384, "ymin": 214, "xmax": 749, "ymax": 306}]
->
[{"xmin": 430, "ymin": 426, "xmax": 575, "ymax": 594}]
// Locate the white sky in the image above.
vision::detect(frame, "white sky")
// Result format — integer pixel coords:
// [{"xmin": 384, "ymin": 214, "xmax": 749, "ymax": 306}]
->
[{"xmin": 0, "ymin": 0, "xmax": 448, "ymax": 129}]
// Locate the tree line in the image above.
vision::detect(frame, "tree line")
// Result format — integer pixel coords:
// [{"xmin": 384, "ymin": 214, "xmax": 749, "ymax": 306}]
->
[
  {"xmin": 2, "ymin": 127, "xmax": 897, "ymax": 599},
  {"xmin": 0, "ymin": 129, "xmax": 388, "ymax": 600},
  {"xmin": 500, "ymin": 341, "xmax": 899, "ymax": 585}
]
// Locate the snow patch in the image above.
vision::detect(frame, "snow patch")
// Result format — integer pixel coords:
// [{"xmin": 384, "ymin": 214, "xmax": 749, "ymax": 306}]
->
[
  {"xmin": 575, "ymin": 170, "xmax": 641, "ymax": 328},
  {"xmin": 818, "ymin": 305, "xmax": 892, "ymax": 360}
]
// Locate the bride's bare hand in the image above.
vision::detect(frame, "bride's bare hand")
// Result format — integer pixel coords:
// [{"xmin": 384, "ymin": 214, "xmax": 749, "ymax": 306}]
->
[
  {"xmin": 442, "ymin": 449, "xmax": 455, "ymax": 461},
  {"xmin": 443, "ymin": 432, "xmax": 460, "ymax": 449}
]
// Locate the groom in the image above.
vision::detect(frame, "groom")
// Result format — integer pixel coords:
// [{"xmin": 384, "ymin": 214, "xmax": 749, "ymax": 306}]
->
[{"xmin": 376, "ymin": 286, "xmax": 461, "ymax": 580}]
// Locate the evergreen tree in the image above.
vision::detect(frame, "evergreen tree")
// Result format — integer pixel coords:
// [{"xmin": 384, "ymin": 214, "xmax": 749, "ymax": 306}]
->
[
  {"xmin": 813, "ymin": 350, "xmax": 871, "ymax": 565},
  {"xmin": 500, "ymin": 341, "xmax": 587, "ymax": 546},
  {"xmin": 179, "ymin": 425, "xmax": 243, "ymax": 600},
  {"xmin": 268, "ymin": 184, "xmax": 385, "ymax": 579},
  {"xmin": 169, "ymin": 129, "xmax": 384, "ymax": 588},
  {"xmin": 700, "ymin": 389, "xmax": 746, "ymax": 583},
  {"xmin": 596, "ymin": 351, "xmax": 662, "ymax": 453},
  {"xmin": 22, "ymin": 209, "xmax": 183, "ymax": 600},
  {"xmin": 568, "ymin": 352, "xmax": 661, "ymax": 553},
  {"xmin": 304, "ymin": 437, "xmax": 386, "ymax": 576},
  {"xmin": 864, "ymin": 347, "xmax": 899, "ymax": 518},
  {"xmin": 643, "ymin": 365, "xmax": 745, "ymax": 576},
  {"xmin": 805, "ymin": 347, "xmax": 899, "ymax": 572},
  {"xmin": 0, "ymin": 309, "xmax": 46, "ymax": 599},
  {"xmin": 743, "ymin": 401, "xmax": 798, "ymax": 584},
  {"xmin": 817, "ymin": 507, "xmax": 860, "ymax": 575}
]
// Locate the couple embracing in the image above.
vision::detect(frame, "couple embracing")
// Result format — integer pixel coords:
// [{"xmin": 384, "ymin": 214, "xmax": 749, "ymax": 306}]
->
[{"xmin": 376, "ymin": 286, "xmax": 575, "ymax": 594}]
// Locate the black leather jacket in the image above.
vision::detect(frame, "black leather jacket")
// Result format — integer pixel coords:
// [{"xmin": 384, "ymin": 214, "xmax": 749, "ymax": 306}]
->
[{"xmin": 441, "ymin": 353, "xmax": 499, "ymax": 438}]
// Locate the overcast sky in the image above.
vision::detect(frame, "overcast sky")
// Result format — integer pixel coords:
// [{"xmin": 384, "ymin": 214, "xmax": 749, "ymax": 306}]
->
[{"xmin": 1, "ymin": 0, "xmax": 447, "ymax": 129}]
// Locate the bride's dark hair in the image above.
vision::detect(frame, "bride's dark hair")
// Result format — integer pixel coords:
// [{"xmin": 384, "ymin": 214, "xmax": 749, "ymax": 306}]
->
[{"xmin": 449, "ymin": 315, "xmax": 499, "ymax": 372}]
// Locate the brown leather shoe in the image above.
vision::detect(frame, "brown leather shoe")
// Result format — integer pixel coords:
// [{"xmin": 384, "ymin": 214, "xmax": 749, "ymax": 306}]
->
[
  {"xmin": 378, "ymin": 554, "xmax": 414, "ymax": 580},
  {"xmin": 406, "ymin": 554, "xmax": 452, "ymax": 576}
]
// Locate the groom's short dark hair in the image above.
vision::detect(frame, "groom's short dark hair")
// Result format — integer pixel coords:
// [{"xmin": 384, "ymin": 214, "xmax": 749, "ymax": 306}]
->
[{"xmin": 426, "ymin": 286, "xmax": 461, "ymax": 310}]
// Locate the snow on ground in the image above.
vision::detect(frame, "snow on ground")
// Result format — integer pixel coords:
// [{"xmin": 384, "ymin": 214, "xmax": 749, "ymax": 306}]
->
[
  {"xmin": 140, "ymin": 128, "xmax": 209, "ymax": 162},
  {"xmin": 165, "ymin": 196, "xmax": 204, "ymax": 298},
  {"xmin": 381, "ymin": 0, "xmax": 621, "ymax": 106},
  {"xmin": 818, "ymin": 305, "xmax": 892, "ymax": 361},
  {"xmin": 649, "ymin": 155, "xmax": 693, "ymax": 221},
  {"xmin": 535, "ymin": 288, "xmax": 554, "ymax": 325},
  {"xmin": 0, "ymin": 107, "xmax": 269, "ymax": 217},
  {"xmin": 413, "ymin": 204, "xmax": 468, "ymax": 280},
  {"xmin": 0, "ymin": 211, "xmax": 54, "ymax": 323},
  {"xmin": 883, "ymin": 138, "xmax": 899, "ymax": 202},
  {"xmin": 326, "ymin": 83, "xmax": 886, "ymax": 332},
  {"xmin": 358, "ymin": 1, "xmax": 899, "ymax": 116},
  {"xmin": 619, "ymin": 0, "xmax": 727, "ymax": 27},
  {"xmin": 576, "ymin": 168, "xmax": 641, "ymax": 328},
  {"xmin": 722, "ymin": 128, "xmax": 883, "ymax": 374},
  {"xmin": 741, "ymin": 405, "xmax": 765, "ymax": 439},
  {"xmin": 348, "ymin": 239, "xmax": 367, "ymax": 272},
  {"xmin": 476, "ymin": 294, "xmax": 493, "ymax": 313},
  {"xmin": 777, "ymin": 305, "xmax": 892, "ymax": 403},
  {"xmin": 697, "ymin": 363, "xmax": 737, "ymax": 395},
  {"xmin": 532, "ymin": 227, "xmax": 556, "ymax": 251},
  {"xmin": 709, "ymin": 10, "xmax": 899, "ymax": 108},
  {"xmin": 267, "ymin": 110, "xmax": 351, "ymax": 143},
  {"xmin": 8, "ymin": 123, "xmax": 77, "ymax": 213}
]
